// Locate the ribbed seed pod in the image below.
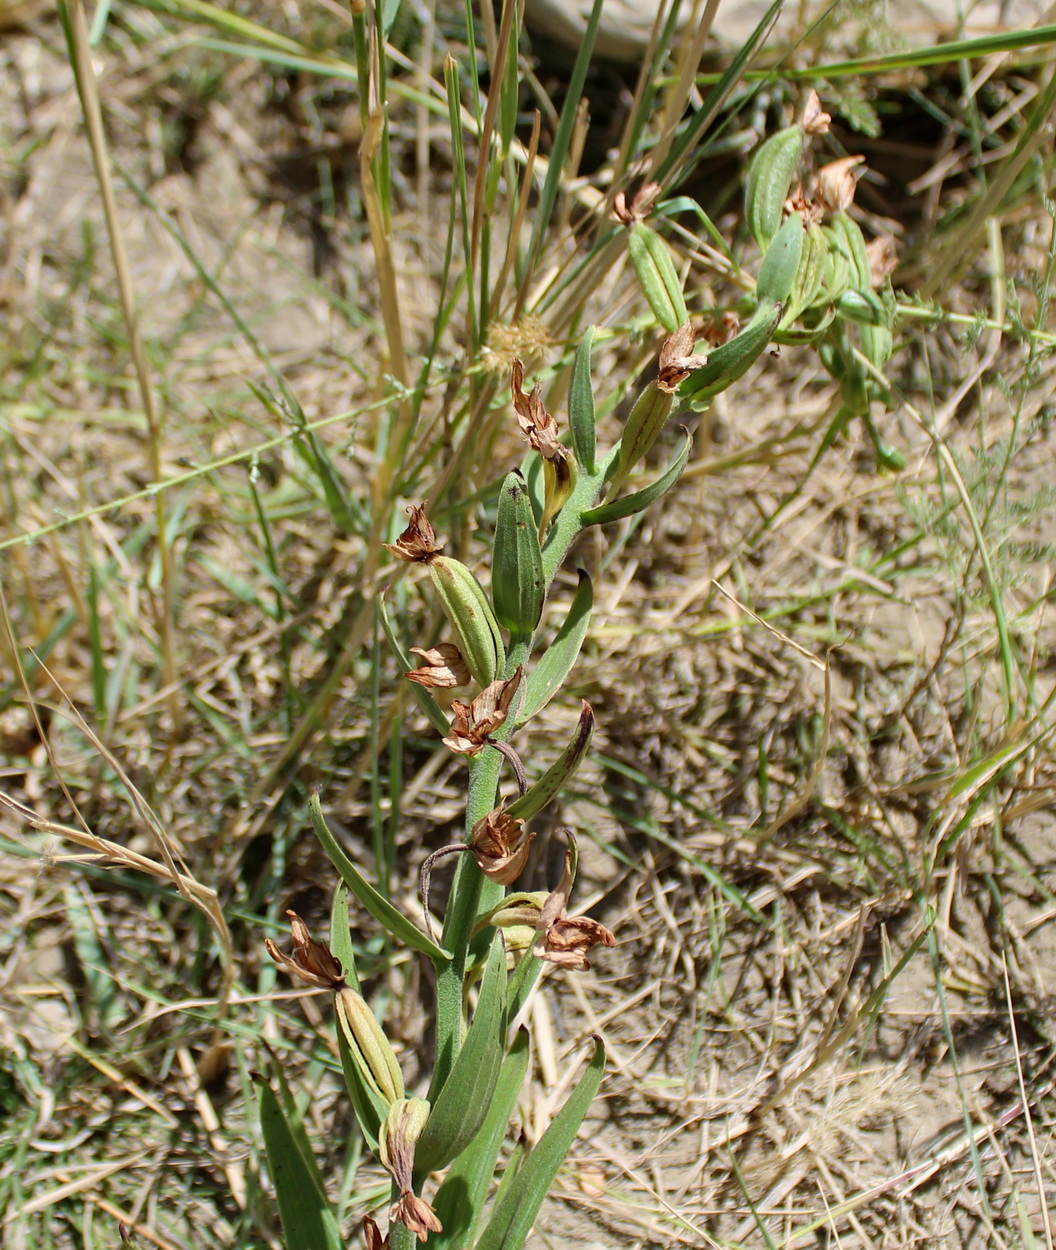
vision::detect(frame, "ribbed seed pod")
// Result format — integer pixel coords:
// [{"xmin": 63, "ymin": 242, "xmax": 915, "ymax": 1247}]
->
[
  {"xmin": 428, "ymin": 557, "xmax": 505, "ymax": 688},
  {"xmin": 679, "ymin": 299, "xmax": 782, "ymax": 407},
  {"xmin": 627, "ymin": 221, "xmax": 688, "ymax": 333},
  {"xmin": 744, "ymin": 124, "xmax": 806, "ymax": 251},
  {"xmin": 335, "ymin": 988, "xmax": 405, "ymax": 1107}
]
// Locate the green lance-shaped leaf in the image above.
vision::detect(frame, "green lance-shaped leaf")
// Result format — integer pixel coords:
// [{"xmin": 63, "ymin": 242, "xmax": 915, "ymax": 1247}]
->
[
  {"xmin": 430, "ymin": 1028, "xmax": 531, "ymax": 1250},
  {"xmin": 472, "ymin": 1037, "xmax": 607, "ymax": 1250},
  {"xmin": 756, "ymin": 211, "xmax": 804, "ymax": 304},
  {"xmin": 430, "ymin": 556, "xmax": 507, "ymax": 687},
  {"xmin": 568, "ymin": 327, "xmax": 596, "ymax": 474},
  {"xmin": 582, "ymin": 428, "xmax": 691, "ymax": 526},
  {"xmin": 492, "ymin": 471, "xmax": 545, "ymax": 643},
  {"xmin": 744, "ymin": 123, "xmax": 805, "ymax": 252},
  {"xmin": 255, "ymin": 1069, "xmax": 344, "ymax": 1250},
  {"xmin": 329, "ymin": 883, "xmax": 360, "ymax": 992},
  {"xmin": 627, "ymin": 221, "xmax": 688, "ymax": 333},
  {"xmin": 508, "ymin": 701, "xmax": 594, "ymax": 822},
  {"xmin": 415, "ymin": 933, "xmax": 507, "ymax": 1174},
  {"xmin": 678, "ymin": 299, "xmax": 781, "ymax": 408},
  {"xmin": 308, "ymin": 790, "xmax": 451, "ymax": 963},
  {"xmin": 518, "ymin": 570, "xmax": 593, "ymax": 725}
]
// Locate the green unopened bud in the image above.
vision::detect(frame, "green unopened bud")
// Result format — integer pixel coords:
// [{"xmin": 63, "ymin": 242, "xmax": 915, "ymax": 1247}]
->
[
  {"xmin": 428, "ymin": 556, "xmax": 505, "ymax": 687},
  {"xmin": 335, "ymin": 987, "xmax": 405, "ymax": 1107}
]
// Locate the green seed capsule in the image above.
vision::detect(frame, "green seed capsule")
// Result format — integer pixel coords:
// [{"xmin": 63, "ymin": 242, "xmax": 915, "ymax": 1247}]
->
[
  {"xmin": 335, "ymin": 987, "xmax": 405, "ymax": 1107},
  {"xmin": 627, "ymin": 221, "xmax": 688, "ymax": 333},
  {"xmin": 428, "ymin": 557, "xmax": 505, "ymax": 687},
  {"xmin": 745, "ymin": 124, "xmax": 806, "ymax": 251},
  {"xmin": 679, "ymin": 299, "xmax": 782, "ymax": 407}
]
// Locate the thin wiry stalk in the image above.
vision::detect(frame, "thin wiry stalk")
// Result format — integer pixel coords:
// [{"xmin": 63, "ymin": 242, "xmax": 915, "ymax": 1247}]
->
[{"xmin": 63, "ymin": 0, "xmax": 180, "ymax": 735}]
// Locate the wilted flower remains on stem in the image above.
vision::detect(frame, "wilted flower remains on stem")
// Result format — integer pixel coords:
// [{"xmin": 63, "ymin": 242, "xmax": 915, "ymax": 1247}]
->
[
  {"xmin": 264, "ymin": 911, "xmax": 345, "ymax": 990},
  {"xmin": 442, "ymin": 666, "xmax": 523, "ymax": 756},
  {"xmin": 404, "ymin": 643, "xmax": 470, "ymax": 689},
  {"xmin": 383, "ymin": 503, "xmax": 443, "ymax": 563},
  {"xmin": 380, "ymin": 1098, "xmax": 442, "ymax": 1241},
  {"xmin": 471, "ymin": 805, "xmax": 535, "ymax": 884},
  {"xmin": 534, "ymin": 836, "xmax": 616, "ymax": 971}
]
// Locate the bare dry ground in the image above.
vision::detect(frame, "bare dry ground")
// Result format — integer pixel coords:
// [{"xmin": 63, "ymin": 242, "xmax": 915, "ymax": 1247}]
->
[{"xmin": 2, "ymin": 3, "xmax": 1056, "ymax": 1248}]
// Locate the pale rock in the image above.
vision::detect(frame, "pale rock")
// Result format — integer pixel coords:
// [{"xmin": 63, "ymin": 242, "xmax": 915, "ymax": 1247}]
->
[{"xmin": 522, "ymin": 0, "xmax": 1051, "ymax": 60}]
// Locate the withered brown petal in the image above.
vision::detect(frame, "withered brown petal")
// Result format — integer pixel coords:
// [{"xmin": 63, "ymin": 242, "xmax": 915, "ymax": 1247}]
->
[
  {"xmin": 390, "ymin": 1192, "xmax": 442, "ymax": 1242},
  {"xmin": 405, "ymin": 644, "xmax": 470, "ymax": 689},
  {"xmin": 383, "ymin": 503, "xmax": 443, "ymax": 563}
]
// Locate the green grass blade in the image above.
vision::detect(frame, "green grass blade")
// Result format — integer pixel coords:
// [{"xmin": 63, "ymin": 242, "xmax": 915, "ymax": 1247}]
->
[{"xmin": 255, "ymin": 1069, "xmax": 344, "ymax": 1250}]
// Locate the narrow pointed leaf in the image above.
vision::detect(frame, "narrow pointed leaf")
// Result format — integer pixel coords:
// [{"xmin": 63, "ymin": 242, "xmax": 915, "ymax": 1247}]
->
[
  {"xmin": 492, "ymin": 470, "xmax": 545, "ymax": 642},
  {"xmin": 430, "ymin": 1028, "xmax": 530, "ymax": 1249},
  {"xmin": 507, "ymin": 701, "xmax": 594, "ymax": 822},
  {"xmin": 581, "ymin": 428, "xmax": 691, "ymax": 526},
  {"xmin": 518, "ymin": 570, "xmax": 593, "ymax": 725},
  {"xmin": 329, "ymin": 884, "xmax": 360, "ymax": 992},
  {"xmin": 308, "ymin": 791, "xmax": 450, "ymax": 963},
  {"xmin": 416, "ymin": 933, "xmax": 507, "ymax": 1174},
  {"xmin": 255, "ymin": 1071, "xmax": 344, "ymax": 1250},
  {"xmin": 473, "ymin": 1038, "xmax": 606, "ymax": 1250},
  {"xmin": 568, "ymin": 327, "xmax": 596, "ymax": 473}
]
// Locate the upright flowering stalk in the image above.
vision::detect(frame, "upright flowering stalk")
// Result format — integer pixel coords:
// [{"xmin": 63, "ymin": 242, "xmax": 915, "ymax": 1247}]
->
[{"xmin": 256, "ymin": 82, "xmax": 901, "ymax": 1250}]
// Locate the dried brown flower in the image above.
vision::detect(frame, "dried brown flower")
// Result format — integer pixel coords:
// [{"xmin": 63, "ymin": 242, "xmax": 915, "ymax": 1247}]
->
[
  {"xmin": 390, "ymin": 1192, "xmax": 442, "ymax": 1243},
  {"xmin": 866, "ymin": 234, "xmax": 899, "ymax": 286},
  {"xmin": 265, "ymin": 911, "xmax": 345, "ymax": 990},
  {"xmin": 657, "ymin": 323, "xmax": 710, "ymax": 394},
  {"xmin": 511, "ymin": 361, "xmax": 565, "ymax": 461},
  {"xmin": 470, "ymin": 806, "xmax": 535, "ymax": 885},
  {"xmin": 405, "ymin": 644, "xmax": 470, "ymax": 689},
  {"xmin": 785, "ymin": 183, "xmax": 824, "ymax": 226},
  {"xmin": 800, "ymin": 89, "xmax": 831, "ymax": 136},
  {"xmin": 363, "ymin": 1216, "xmax": 388, "ymax": 1250},
  {"xmin": 534, "ymin": 835, "xmax": 616, "ymax": 971},
  {"xmin": 383, "ymin": 503, "xmax": 442, "ymax": 563},
  {"xmin": 814, "ymin": 156, "xmax": 864, "ymax": 214},
  {"xmin": 613, "ymin": 181, "xmax": 662, "ymax": 225},
  {"xmin": 379, "ymin": 1099, "xmax": 441, "ymax": 1242},
  {"xmin": 442, "ymin": 666, "xmax": 523, "ymax": 756}
]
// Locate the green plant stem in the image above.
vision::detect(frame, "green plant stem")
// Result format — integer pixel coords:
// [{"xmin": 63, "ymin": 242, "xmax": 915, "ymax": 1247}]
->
[{"xmin": 433, "ymin": 445, "xmax": 621, "ymax": 1086}]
